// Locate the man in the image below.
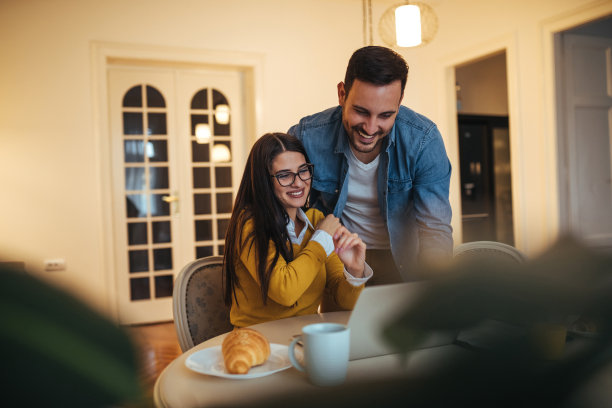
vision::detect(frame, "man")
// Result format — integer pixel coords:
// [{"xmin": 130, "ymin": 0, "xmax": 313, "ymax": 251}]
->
[{"xmin": 288, "ymin": 46, "xmax": 452, "ymax": 285}]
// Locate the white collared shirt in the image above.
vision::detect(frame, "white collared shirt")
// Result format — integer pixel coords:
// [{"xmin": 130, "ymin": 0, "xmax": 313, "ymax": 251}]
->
[{"xmin": 287, "ymin": 209, "xmax": 373, "ymax": 286}]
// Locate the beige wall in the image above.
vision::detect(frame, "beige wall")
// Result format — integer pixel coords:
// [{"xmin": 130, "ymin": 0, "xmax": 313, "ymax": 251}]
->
[{"xmin": 0, "ymin": 0, "xmax": 609, "ymax": 316}]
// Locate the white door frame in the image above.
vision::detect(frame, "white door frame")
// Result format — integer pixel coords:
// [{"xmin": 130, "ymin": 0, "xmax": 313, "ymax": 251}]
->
[
  {"xmin": 437, "ymin": 33, "xmax": 523, "ymax": 251},
  {"xmin": 541, "ymin": 0, "xmax": 612, "ymax": 245},
  {"xmin": 91, "ymin": 42, "xmax": 264, "ymax": 321}
]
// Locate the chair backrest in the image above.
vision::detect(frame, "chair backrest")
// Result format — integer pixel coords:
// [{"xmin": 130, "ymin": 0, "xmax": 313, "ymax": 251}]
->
[
  {"xmin": 173, "ymin": 256, "xmax": 233, "ymax": 352},
  {"xmin": 453, "ymin": 241, "xmax": 526, "ymax": 264}
]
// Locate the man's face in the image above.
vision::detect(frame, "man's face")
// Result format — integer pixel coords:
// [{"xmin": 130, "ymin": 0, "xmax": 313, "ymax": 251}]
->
[{"xmin": 338, "ymin": 78, "xmax": 403, "ymax": 163}]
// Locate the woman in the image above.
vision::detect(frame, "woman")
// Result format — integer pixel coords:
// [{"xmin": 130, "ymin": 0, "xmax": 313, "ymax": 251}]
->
[{"xmin": 223, "ymin": 133, "xmax": 372, "ymax": 327}]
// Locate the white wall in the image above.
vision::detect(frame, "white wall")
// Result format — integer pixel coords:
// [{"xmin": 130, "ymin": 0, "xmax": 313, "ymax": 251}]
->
[{"xmin": 0, "ymin": 0, "xmax": 609, "ymax": 316}]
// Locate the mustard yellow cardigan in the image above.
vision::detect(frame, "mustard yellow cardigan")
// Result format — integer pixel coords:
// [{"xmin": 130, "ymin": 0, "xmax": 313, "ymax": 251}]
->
[{"xmin": 229, "ymin": 208, "xmax": 364, "ymax": 327}]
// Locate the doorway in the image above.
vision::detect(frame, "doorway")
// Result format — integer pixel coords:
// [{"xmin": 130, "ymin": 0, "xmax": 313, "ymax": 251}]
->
[{"xmin": 455, "ymin": 51, "xmax": 514, "ymax": 245}]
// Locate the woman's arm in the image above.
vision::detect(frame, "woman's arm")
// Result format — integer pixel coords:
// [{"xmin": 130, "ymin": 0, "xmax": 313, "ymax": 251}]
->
[{"xmin": 238, "ymin": 220, "xmax": 328, "ymax": 307}]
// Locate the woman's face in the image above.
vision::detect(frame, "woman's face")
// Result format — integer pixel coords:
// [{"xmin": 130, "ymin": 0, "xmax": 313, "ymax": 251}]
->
[{"xmin": 270, "ymin": 151, "xmax": 311, "ymax": 215}]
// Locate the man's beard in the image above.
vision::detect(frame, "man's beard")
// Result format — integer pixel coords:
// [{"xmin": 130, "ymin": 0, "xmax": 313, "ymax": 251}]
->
[{"xmin": 347, "ymin": 124, "xmax": 385, "ymax": 154}]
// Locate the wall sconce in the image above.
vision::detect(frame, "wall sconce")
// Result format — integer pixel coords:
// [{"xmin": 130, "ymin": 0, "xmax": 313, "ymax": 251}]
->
[
  {"xmin": 379, "ymin": 2, "xmax": 438, "ymax": 48},
  {"xmin": 214, "ymin": 104, "xmax": 230, "ymax": 125},
  {"xmin": 212, "ymin": 144, "xmax": 231, "ymax": 162},
  {"xmin": 195, "ymin": 123, "xmax": 211, "ymax": 144}
]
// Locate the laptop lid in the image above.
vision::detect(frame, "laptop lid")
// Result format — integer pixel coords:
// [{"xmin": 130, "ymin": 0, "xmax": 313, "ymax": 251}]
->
[{"xmin": 348, "ymin": 282, "xmax": 456, "ymax": 360}]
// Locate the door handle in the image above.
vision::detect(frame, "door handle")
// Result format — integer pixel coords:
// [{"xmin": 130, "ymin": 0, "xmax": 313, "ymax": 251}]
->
[{"xmin": 162, "ymin": 195, "xmax": 179, "ymax": 203}]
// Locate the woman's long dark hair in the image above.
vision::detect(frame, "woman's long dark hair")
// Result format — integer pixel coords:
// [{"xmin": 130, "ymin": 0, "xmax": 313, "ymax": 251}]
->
[{"xmin": 223, "ymin": 133, "xmax": 311, "ymax": 306}]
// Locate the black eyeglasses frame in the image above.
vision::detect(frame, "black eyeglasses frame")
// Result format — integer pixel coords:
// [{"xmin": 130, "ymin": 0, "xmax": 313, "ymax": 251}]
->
[{"xmin": 270, "ymin": 163, "xmax": 314, "ymax": 187}]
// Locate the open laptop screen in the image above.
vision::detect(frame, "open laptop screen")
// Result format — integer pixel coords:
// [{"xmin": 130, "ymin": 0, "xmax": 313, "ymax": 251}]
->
[{"xmin": 348, "ymin": 282, "xmax": 456, "ymax": 360}]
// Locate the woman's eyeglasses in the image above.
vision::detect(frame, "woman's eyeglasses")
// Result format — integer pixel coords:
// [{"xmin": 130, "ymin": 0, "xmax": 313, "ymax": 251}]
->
[{"xmin": 271, "ymin": 163, "xmax": 314, "ymax": 187}]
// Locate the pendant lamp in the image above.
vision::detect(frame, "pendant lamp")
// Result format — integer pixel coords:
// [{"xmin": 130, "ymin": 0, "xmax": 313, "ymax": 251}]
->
[{"xmin": 379, "ymin": 1, "xmax": 438, "ymax": 48}]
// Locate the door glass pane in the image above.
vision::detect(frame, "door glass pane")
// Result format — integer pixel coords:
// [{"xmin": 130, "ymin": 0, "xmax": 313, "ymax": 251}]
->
[
  {"xmin": 192, "ymin": 142, "xmax": 210, "ymax": 162},
  {"xmin": 130, "ymin": 277, "xmax": 150, "ymax": 301},
  {"xmin": 125, "ymin": 167, "xmax": 146, "ymax": 191},
  {"xmin": 217, "ymin": 218, "xmax": 229, "ymax": 240},
  {"xmin": 147, "ymin": 140, "xmax": 168, "ymax": 162},
  {"xmin": 153, "ymin": 248, "xmax": 172, "ymax": 271},
  {"xmin": 193, "ymin": 167, "xmax": 211, "ymax": 188},
  {"xmin": 194, "ymin": 193, "xmax": 211, "ymax": 215},
  {"xmin": 124, "ymin": 140, "xmax": 145, "ymax": 163},
  {"xmin": 126, "ymin": 194, "xmax": 147, "ymax": 218},
  {"xmin": 216, "ymin": 193, "xmax": 233, "ymax": 213},
  {"xmin": 212, "ymin": 89, "xmax": 228, "ymax": 106},
  {"xmin": 215, "ymin": 167, "xmax": 232, "ymax": 188},
  {"xmin": 129, "ymin": 249, "xmax": 149, "ymax": 273},
  {"xmin": 150, "ymin": 166, "xmax": 169, "ymax": 189},
  {"xmin": 195, "ymin": 220, "xmax": 212, "ymax": 241},
  {"xmin": 123, "ymin": 112, "xmax": 143, "ymax": 135},
  {"xmin": 123, "ymin": 85, "xmax": 142, "ymax": 107},
  {"xmin": 191, "ymin": 89, "xmax": 208, "ymax": 109},
  {"xmin": 196, "ymin": 246, "xmax": 213, "ymax": 259},
  {"xmin": 150, "ymin": 194, "xmax": 170, "ymax": 216},
  {"xmin": 191, "ymin": 114, "xmax": 209, "ymax": 135},
  {"xmin": 146, "ymin": 85, "xmax": 166, "ymax": 107},
  {"xmin": 213, "ymin": 119, "xmax": 230, "ymax": 136},
  {"xmin": 128, "ymin": 222, "xmax": 147, "ymax": 245},
  {"xmin": 152, "ymin": 221, "xmax": 171, "ymax": 243},
  {"xmin": 154, "ymin": 275, "xmax": 173, "ymax": 298},
  {"xmin": 148, "ymin": 113, "xmax": 167, "ymax": 135}
]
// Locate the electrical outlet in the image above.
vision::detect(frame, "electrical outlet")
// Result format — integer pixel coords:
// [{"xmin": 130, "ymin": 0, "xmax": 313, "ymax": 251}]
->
[{"xmin": 44, "ymin": 259, "xmax": 66, "ymax": 272}]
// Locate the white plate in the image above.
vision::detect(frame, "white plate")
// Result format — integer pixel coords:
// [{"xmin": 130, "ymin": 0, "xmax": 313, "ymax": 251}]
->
[{"xmin": 185, "ymin": 343, "xmax": 292, "ymax": 379}]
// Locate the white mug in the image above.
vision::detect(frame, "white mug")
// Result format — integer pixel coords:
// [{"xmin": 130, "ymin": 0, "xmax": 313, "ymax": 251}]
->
[{"xmin": 288, "ymin": 323, "xmax": 350, "ymax": 386}]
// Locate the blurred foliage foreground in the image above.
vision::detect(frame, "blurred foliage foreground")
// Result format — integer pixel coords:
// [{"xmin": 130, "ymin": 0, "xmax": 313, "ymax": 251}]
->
[
  {"xmin": 245, "ymin": 237, "xmax": 612, "ymax": 408},
  {"xmin": 0, "ymin": 264, "xmax": 143, "ymax": 407}
]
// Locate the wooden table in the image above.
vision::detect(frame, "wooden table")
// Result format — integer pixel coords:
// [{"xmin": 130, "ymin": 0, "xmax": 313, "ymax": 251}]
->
[{"xmin": 153, "ymin": 311, "xmax": 464, "ymax": 408}]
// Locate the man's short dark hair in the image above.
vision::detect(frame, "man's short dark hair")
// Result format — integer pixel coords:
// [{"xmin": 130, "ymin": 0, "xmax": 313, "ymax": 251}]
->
[{"xmin": 344, "ymin": 46, "xmax": 409, "ymax": 96}]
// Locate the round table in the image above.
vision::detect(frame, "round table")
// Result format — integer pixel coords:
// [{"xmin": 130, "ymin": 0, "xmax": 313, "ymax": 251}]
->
[{"xmin": 153, "ymin": 311, "xmax": 425, "ymax": 407}]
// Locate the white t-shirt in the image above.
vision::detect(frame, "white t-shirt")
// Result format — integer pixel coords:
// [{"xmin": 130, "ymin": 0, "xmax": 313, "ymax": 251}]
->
[{"xmin": 340, "ymin": 149, "xmax": 390, "ymax": 250}]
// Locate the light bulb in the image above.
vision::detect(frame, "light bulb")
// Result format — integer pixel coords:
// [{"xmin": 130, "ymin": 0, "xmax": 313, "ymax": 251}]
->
[
  {"xmin": 214, "ymin": 104, "xmax": 230, "ymax": 125},
  {"xmin": 395, "ymin": 5, "xmax": 421, "ymax": 47},
  {"xmin": 195, "ymin": 123, "xmax": 211, "ymax": 144}
]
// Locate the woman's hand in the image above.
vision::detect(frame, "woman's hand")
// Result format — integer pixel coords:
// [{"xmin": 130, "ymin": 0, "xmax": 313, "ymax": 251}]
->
[{"xmin": 333, "ymin": 226, "xmax": 366, "ymax": 278}]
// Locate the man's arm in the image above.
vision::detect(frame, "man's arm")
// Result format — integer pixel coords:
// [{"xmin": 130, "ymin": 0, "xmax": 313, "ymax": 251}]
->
[{"xmin": 412, "ymin": 127, "xmax": 453, "ymax": 265}]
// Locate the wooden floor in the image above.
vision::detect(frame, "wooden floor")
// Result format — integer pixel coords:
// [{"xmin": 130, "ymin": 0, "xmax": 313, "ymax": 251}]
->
[{"xmin": 124, "ymin": 321, "xmax": 182, "ymax": 405}]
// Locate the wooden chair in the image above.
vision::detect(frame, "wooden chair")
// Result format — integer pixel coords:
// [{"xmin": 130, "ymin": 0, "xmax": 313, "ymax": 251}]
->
[
  {"xmin": 453, "ymin": 240, "xmax": 526, "ymax": 264},
  {"xmin": 173, "ymin": 256, "xmax": 233, "ymax": 352}
]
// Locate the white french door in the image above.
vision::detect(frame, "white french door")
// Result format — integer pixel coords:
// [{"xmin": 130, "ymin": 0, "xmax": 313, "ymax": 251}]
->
[{"xmin": 108, "ymin": 65, "xmax": 244, "ymax": 324}]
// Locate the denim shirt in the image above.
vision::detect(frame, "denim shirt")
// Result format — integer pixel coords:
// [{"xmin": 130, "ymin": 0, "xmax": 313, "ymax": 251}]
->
[{"xmin": 288, "ymin": 105, "xmax": 452, "ymax": 280}]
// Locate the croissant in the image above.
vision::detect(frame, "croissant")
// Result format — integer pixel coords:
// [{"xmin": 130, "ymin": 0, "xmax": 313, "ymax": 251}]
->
[{"xmin": 222, "ymin": 328, "xmax": 271, "ymax": 374}]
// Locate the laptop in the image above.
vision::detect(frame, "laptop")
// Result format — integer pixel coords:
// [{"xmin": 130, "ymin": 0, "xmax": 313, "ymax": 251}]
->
[{"xmin": 347, "ymin": 282, "xmax": 457, "ymax": 360}]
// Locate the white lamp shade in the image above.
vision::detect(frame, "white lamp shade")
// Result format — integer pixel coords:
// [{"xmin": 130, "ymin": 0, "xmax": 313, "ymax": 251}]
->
[
  {"xmin": 214, "ymin": 104, "xmax": 230, "ymax": 125},
  {"xmin": 395, "ymin": 5, "xmax": 421, "ymax": 47},
  {"xmin": 212, "ymin": 144, "xmax": 231, "ymax": 162},
  {"xmin": 195, "ymin": 123, "xmax": 211, "ymax": 144}
]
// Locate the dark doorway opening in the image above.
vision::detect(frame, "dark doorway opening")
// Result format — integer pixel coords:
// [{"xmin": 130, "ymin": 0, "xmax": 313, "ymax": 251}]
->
[{"xmin": 458, "ymin": 114, "xmax": 514, "ymax": 245}]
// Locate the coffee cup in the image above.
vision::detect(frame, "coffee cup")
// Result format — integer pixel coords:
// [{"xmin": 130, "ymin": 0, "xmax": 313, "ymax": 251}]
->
[{"xmin": 288, "ymin": 323, "xmax": 350, "ymax": 386}]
